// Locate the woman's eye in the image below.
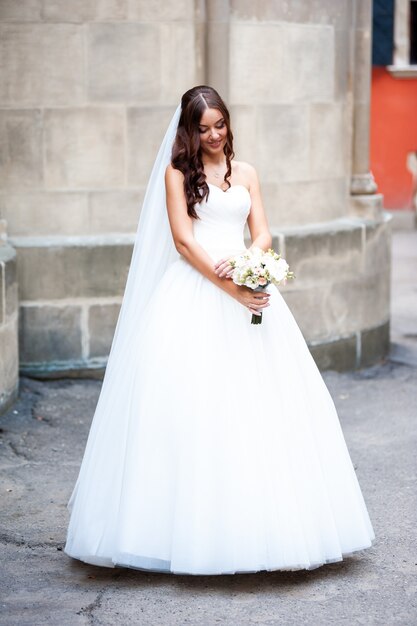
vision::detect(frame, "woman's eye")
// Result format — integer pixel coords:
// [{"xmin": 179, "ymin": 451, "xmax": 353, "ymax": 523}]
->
[{"xmin": 199, "ymin": 122, "xmax": 225, "ymax": 133}]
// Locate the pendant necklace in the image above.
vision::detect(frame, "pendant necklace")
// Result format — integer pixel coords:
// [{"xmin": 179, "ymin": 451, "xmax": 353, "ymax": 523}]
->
[{"xmin": 211, "ymin": 162, "xmax": 226, "ymax": 179}]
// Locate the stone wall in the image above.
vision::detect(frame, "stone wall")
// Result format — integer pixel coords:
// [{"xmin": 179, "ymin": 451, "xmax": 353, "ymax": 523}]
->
[
  {"xmin": 273, "ymin": 216, "xmax": 391, "ymax": 370},
  {"xmin": 0, "ymin": 221, "xmax": 19, "ymax": 411},
  {"xmin": 229, "ymin": 5, "xmax": 347, "ymax": 227},
  {"xmin": 0, "ymin": 1, "xmax": 203, "ymax": 376},
  {"xmin": 0, "ymin": 0, "xmax": 390, "ymax": 378},
  {"xmin": 227, "ymin": 1, "xmax": 391, "ymax": 369}
]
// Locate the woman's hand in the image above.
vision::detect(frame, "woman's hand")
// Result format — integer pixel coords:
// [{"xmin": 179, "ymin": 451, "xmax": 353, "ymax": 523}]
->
[
  {"xmin": 225, "ymin": 281, "xmax": 271, "ymax": 317},
  {"xmin": 214, "ymin": 256, "xmax": 235, "ymax": 279}
]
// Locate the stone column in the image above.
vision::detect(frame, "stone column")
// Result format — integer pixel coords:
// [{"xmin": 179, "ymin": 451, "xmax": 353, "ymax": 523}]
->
[
  {"xmin": 350, "ymin": 0, "xmax": 382, "ymax": 218},
  {"xmin": 393, "ymin": 0, "xmax": 410, "ymax": 66},
  {"xmin": 0, "ymin": 220, "xmax": 19, "ymax": 415},
  {"xmin": 205, "ymin": 0, "xmax": 230, "ymax": 99}
]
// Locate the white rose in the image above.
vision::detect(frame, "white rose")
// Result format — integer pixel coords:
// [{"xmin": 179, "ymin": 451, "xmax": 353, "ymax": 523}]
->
[{"xmin": 265, "ymin": 257, "xmax": 288, "ymax": 283}]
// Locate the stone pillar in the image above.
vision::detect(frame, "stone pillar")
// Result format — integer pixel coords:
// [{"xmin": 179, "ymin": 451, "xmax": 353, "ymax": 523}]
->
[
  {"xmin": 205, "ymin": 0, "xmax": 230, "ymax": 99},
  {"xmin": 0, "ymin": 220, "xmax": 19, "ymax": 414},
  {"xmin": 350, "ymin": 0, "xmax": 382, "ymax": 218}
]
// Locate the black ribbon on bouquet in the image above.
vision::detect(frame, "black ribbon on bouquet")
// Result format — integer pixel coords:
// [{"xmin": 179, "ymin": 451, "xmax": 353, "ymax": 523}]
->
[{"xmin": 251, "ymin": 284, "xmax": 269, "ymax": 325}]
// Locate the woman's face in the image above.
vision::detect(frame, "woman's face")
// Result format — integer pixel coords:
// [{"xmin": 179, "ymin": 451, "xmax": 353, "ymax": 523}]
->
[{"xmin": 198, "ymin": 107, "xmax": 228, "ymax": 156}]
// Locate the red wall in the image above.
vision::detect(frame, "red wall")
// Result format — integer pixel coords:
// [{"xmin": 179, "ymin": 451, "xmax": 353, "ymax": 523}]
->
[{"xmin": 370, "ymin": 67, "xmax": 417, "ymax": 210}]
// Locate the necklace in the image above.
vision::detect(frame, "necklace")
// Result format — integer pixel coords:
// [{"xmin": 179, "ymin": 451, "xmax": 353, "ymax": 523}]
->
[{"xmin": 206, "ymin": 162, "xmax": 226, "ymax": 179}]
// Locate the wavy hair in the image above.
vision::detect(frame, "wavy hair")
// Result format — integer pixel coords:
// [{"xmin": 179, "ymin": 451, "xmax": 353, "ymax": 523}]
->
[{"xmin": 171, "ymin": 85, "xmax": 235, "ymax": 219}]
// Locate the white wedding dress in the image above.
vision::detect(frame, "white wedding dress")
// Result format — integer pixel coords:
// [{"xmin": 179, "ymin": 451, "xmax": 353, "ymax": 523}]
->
[{"xmin": 65, "ymin": 182, "xmax": 375, "ymax": 575}]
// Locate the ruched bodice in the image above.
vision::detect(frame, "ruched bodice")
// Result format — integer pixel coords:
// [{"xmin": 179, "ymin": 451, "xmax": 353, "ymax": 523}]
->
[{"xmin": 192, "ymin": 183, "xmax": 251, "ymax": 261}]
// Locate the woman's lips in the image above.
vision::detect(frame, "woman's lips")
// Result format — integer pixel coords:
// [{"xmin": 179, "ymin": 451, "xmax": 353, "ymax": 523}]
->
[{"xmin": 209, "ymin": 140, "xmax": 222, "ymax": 148}]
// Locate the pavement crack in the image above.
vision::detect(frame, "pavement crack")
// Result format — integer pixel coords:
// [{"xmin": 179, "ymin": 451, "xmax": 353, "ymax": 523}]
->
[
  {"xmin": 0, "ymin": 532, "xmax": 64, "ymax": 550},
  {"xmin": 8, "ymin": 440, "xmax": 31, "ymax": 461},
  {"xmin": 31, "ymin": 405, "xmax": 54, "ymax": 426},
  {"xmin": 77, "ymin": 588, "xmax": 105, "ymax": 625},
  {"xmin": 0, "ymin": 533, "xmax": 27, "ymax": 547}
]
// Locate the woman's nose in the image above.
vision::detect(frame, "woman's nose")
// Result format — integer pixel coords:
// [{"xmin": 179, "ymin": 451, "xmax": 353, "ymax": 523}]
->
[{"xmin": 210, "ymin": 129, "xmax": 220, "ymax": 140}]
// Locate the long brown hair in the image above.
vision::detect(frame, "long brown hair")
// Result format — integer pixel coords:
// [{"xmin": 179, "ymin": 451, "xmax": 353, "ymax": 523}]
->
[{"xmin": 171, "ymin": 85, "xmax": 235, "ymax": 218}]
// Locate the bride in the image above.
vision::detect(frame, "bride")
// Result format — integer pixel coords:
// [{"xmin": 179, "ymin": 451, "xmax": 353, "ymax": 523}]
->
[{"xmin": 64, "ymin": 85, "xmax": 375, "ymax": 575}]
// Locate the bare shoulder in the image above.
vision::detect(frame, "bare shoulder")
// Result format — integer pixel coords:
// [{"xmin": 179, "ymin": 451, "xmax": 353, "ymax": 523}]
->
[
  {"xmin": 165, "ymin": 163, "xmax": 184, "ymax": 189},
  {"xmin": 231, "ymin": 160, "xmax": 259, "ymax": 188}
]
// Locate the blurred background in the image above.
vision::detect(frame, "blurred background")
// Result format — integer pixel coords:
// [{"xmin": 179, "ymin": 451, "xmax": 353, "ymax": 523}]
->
[
  {"xmin": 371, "ymin": 0, "xmax": 417, "ymax": 226},
  {"xmin": 0, "ymin": 0, "xmax": 416, "ymax": 414}
]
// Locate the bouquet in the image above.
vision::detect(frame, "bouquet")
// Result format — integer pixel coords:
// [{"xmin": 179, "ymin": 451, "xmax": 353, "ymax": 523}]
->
[{"xmin": 229, "ymin": 247, "xmax": 294, "ymax": 324}]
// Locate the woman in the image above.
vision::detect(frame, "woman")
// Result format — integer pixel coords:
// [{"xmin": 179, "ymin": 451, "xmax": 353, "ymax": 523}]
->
[
  {"xmin": 165, "ymin": 88, "xmax": 272, "ymax": 319},
  {"xmin": 65, "ymin": 86, "xmax": 375, "ymax": 575}
]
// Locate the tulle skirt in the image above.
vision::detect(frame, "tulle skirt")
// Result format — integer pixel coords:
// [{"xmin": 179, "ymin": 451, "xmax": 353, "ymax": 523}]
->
[{"xmin": 65, "ymin": 257, "xmax": 375, "ymax": 574}]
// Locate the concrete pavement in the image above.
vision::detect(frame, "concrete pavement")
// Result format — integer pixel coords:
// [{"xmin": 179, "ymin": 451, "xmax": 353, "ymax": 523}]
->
[{"xmin": 0, "ymin": 231, "xmax": 416, "ymax": 626}]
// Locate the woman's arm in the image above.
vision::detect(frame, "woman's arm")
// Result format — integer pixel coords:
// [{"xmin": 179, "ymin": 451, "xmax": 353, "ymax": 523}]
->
[
  {"xmin": 245, "ymin": 163, "xmax": 272, "ymax": 252},
  {"xmin": 165, "ymin": 164, "xmax": 229, "ymax": 288},
  {"xmin": 165, "ymin": 164, "xmax": 270, "ymax": 316}
]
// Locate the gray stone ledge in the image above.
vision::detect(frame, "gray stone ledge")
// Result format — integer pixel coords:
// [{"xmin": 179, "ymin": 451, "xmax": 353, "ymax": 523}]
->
[
  {"xmin": 270, "ymin": 213, "xmax": 392, "ymax": 297},
  {"xmin": 387, "ymin": 64, "xmax": 417, "ymax": 78},
  {"xmin": 14, "ymin": 238, "xmax": 134, "ymax": 300},
  {"xmin": 309, "ymin": 320, "xmax": 390, "ymax": 372},
  {"xmin": 13, "ymin": 216, "xmax": 392, "ymax": 376},
  {"xmin": 9, "ymin": 234, "xmax": 135, "ymax": 247},
  {"xmin": 19, "ymin": 321, "xmax": 391, "ymax": 379},
  {"xmin": 271, "ymin": 212, "xmax": 391, "ymax": 239},
  {"xmin": 19, "ymin": 357, "xmax": 108, "ymax": 380}
]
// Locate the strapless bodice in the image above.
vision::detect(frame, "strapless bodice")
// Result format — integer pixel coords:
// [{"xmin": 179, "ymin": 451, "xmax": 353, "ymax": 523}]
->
[{"xmin": 192, "ymin": 183, "xmax": 251, "ymax": 261}]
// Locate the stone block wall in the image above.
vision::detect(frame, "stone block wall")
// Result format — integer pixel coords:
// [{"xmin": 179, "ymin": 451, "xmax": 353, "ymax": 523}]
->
[
  {"xmin": 229, "ymin": 1, "xmax": 353, "ymax": 227},
  {"xmin": 230, "ymin": 0, "xmax": 391, "ymax": 370},
  {"xmin": 15, "ymin": 236, "xmax": 133, "ymax": 375},
  {"xmin": 275, "ymin": 214, "xmax": 391, "ymax": 370},
  {"xmin": 0, "ymin": 1, "xmax": 202, "ymax": 377},
  {"xmin": 0, "ymin": 0, "xmax": 391, "ymax": 377}
]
